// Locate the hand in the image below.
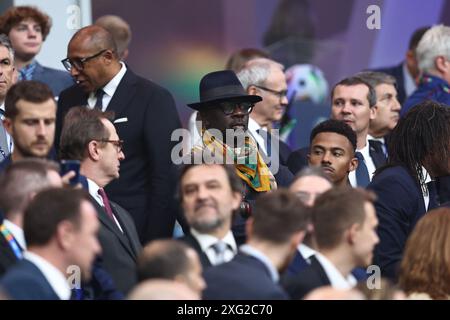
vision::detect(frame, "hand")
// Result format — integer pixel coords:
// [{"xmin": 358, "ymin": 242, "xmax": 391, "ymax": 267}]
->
[{"xmin": 61, "ymin": 170, "xmax": 82, "ymax": 189}]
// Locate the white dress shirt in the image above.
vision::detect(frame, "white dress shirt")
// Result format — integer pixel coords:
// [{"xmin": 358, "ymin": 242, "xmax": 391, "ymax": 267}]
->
[
  {"xmin": 349, "ymin": 137, "xmax": 377, "ymax": 187},
  {"xmin": 248, "ymin": 117, "xmax": 267, "ymax": 155},
  {"xmin": 298, "ymin": 243, "xmax": 316, "ymax": 264},
  {"xmin": 23, "ymin": 251, "xmax": 71, "ymax": 300},
  {"xmin": 190, "ymin": 228, "xmax": 237, "ymax": 266},
  {"xmin": 240, "ymin": 244, "xmax": 279, "ymax": 283},
  {"xmin": 87, "ymin": 62, "xmax": 127, "ymax": 111},
  {"xmin": 314, "ymin": 252, "xmax": 357, "ymax": 289},
  {"xmin": 420, "ymin": 166, "xmax": 432, "ymax": 210},
  {"xmin": 3, "ymin": 219, "xmax": 26, "ymax": 250},
  {"xmin": 87, "ymin": 178, "xmax": 123, "ymax": 232}
]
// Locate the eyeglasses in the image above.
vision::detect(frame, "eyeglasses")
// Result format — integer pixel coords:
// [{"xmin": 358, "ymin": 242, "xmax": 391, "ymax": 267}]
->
[
  {"xmin": 218, "ymin": 101, "xmax": 254, "ymax": 115},
  {"xmin": 96, "ymin": 139, "xmax": 124, "ymax": 153},
  {"xmin": 253, "ymin": 85, "xmax": 288, "ymax": 101},
  {"xmin": 61, "ymin": 49, "xmax": 107, "ymax": 72}
]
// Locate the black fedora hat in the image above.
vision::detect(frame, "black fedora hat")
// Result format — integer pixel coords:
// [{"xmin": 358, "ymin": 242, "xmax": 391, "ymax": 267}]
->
[{"xmin": 188, "ymin": 70, "xmax": 262, "ymax": 110}]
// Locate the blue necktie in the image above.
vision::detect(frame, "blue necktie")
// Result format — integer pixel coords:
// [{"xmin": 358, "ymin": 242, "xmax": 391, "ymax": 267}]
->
[{"xmin": 355, "ymin": 152, "xmax": 370, "ymax": 187}]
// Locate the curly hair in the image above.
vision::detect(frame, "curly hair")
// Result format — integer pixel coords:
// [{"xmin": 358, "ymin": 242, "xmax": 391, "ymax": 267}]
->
[
  {"xmin": 399, "ymin": 207, "xmax": 450, "ymax": 299},
  {"xmin": 0, "ymin": 6, "xmax": 52, "ymax": 41}
]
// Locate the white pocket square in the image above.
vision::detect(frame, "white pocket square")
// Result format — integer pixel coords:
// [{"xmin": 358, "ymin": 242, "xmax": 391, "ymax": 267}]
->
[{"xmin": 114, "ymin": 117, "xmax": 128, "ymax": 124}]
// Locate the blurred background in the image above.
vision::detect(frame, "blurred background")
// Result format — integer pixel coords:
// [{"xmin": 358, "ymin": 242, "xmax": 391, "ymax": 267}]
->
[{"xmin": 2, "ymin": 0, "xmax": 450, "ymax": 147}]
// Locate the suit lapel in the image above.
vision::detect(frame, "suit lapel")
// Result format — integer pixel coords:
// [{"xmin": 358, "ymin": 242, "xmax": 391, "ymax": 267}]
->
[
  {"xmin": 105, "ymin": 68, "xmax": 137, "ymax": 118},
  {"xmin": 110, "ymin": 202, "xmax": 140, "ymax": 258},
  {"xmin": 309, "ymin": 255, "xmax": 332, "ymax": 286},
  {"xmin": 89, "ymin": 197, "xmax": 137, "ymax": 260}
]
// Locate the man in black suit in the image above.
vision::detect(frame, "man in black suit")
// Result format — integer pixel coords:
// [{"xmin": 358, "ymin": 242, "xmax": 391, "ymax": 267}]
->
[
  {"xmin": 282, "ymin": 187, "xmax": 379, "ymax": 299},
  {"xmin": 372, "ymin": 26, "xmax": 430, "ymax": 105},
  {"xmin": 59, "ymin": 106, "xmax": 142, "ymax": 295},
  {"xmin": 0, "ymin": 188, "xmax": 101, "ymax": 300},
  {"xmin": 0, "ymin": 158, "xmax": 62, "ymax": 276},
  {"xmin": 185, "ymin": 70, "xmax": 293, "ymax": 245},
  {"xmin": 368, "ymin": 101, "xmax": 450, "ymax": 280},
  {"xmin": 178, "ymin": 164, "xmax": 242, "ymax": 268},
  {"xmin": 56, "ymin": 25, "xmax": 181, "ymax": 243},
  {"xmin": 203, "ymin": 190, "xmax": 308, "ymax": 300}
]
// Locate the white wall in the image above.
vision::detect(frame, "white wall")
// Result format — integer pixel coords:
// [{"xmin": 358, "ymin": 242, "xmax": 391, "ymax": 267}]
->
[{"xmin": 13, "ymin": 0, "xmax": 92, "ymax": 70}]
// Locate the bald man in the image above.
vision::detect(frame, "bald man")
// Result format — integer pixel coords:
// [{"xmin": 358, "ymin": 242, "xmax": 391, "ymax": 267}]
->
[{"xmin": 56, "ymin": 25, "xmax": 182, "ymax": 243}]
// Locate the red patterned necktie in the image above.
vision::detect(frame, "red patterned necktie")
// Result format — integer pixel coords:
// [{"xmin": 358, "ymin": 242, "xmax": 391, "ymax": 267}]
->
[{"xmin": 98, "ymin": 188, "xmax": 115, "ymax": 221}]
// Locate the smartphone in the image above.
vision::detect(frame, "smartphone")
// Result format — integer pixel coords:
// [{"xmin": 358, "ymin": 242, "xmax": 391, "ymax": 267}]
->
[{"xmin": 60, "ymin": 159, "xmax": 81, "ymax": 186}]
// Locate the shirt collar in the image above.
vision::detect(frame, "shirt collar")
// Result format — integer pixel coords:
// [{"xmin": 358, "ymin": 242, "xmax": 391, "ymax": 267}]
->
[
  {"xmin": 357, "ymin": 136, "xmax": 370, "ymax": 159},
  {"xmin": 102, "ymin": 61, "xmax": 127, "ymax": 98},
  {"xmin": 3, "ymin": 219, "xmax": 26, "ymax": 250},
  {"xmin": 190, "ymin": 228, "xmax": 237, "ymax": 254},
  {"xmin": 23, "ymin": 251, "xmax": 71, "ymax": 300},
  {"xmin": 86, "ymin": 178, "xmax": 104, "ymax": 207},
  {"xmin": 298, "ymin": 243, "xmax": 316, "ymax": 260},
  {"xmin": 314, "ymin": 252, "xmax": 357, "ymax": 289},
  {"xmin": 239, "ymin": 244, "xmax": 279, "ymax": 283}
]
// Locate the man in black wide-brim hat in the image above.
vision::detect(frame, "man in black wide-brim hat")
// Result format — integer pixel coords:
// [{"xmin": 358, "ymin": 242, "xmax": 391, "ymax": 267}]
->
[{"xmin": 184, "ymin": 70, "xmax": 293, "ymax": 245}]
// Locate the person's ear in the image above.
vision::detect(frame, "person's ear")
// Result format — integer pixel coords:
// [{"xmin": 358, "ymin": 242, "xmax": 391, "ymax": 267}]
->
[
  {"xmin": 347, "ymin": 223, "xmax": 360, "ymax": 245},
  {"xmin": 3, "ymin": 118, "xmax": 13, "ymax": 135},
  {"xmin": 349, "ymin": 155, "xmax": 358, "ymax": 173},
  {"xmin": 247, "ymin": 85, "xmax": 258, "ymax": 96},
  {"xmin": 435, "ymin": 56, "xmax": 449, "ymax": 74},
  {"xmin": 87, "ymin": 140, "xmax": 101, "ymax": 161},
  {"xmin": 369, "ymin": 105, "xmax": 377, "ymax": 121}
]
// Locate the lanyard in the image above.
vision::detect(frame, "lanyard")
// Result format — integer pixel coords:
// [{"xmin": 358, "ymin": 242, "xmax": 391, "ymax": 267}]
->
[{"xmin": 0, "ymin": 224, "xmax": 23, "ymax": 259}]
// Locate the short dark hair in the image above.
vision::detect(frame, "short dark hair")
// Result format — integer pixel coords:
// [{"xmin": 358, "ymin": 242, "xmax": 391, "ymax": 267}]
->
[
  {"xmin": 0, "ymin": 6, "xmax": 52, "ymax": 41},
  {"xmin": 291, "ymin": 166, "xmax": 331, "ymax": 186},
  {"xmin": 59, "ymin": 106, "xmax": 115, "ymax": 161},
  {"xmin": 409, "ymin": 26, "xmax": 431, "ymax": 50},
  {"xmin": 4, "ymin": 81, "xmax": 54, "ymax": 119},
  {"xmin": 178, "ymin": 164, "xmax": 244, "ymax": 200},
  {"xmin": 310, "ymin": 119, "xmax": 357, "ymax": 152},
  {"xmin": 313, "ymin": 187, "xmax": 376, "ymax": 250},
  {"xmin": 252, "ymin": 189, "xmax": 309, "ymax": 244},
  {"xmin": 24, "ymin": 188, "xmax": 90, "ymax": 247},
  {"xmin": 137, "ymin": 240, "xmax": 194, "ymax": 281},
  {"xmin": 0, "ymin": 158, "xmax": 59, "ymax": 216},
  {"xmin": 331, "ymin": 76, "xmax": 377, "ymax": 108}
]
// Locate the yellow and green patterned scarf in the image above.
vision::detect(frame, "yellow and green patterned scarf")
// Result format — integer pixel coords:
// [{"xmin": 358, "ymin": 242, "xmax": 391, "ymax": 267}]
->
[{"xmin": 192, "ymin": 130, "xmax": 277, "ymax": 192}]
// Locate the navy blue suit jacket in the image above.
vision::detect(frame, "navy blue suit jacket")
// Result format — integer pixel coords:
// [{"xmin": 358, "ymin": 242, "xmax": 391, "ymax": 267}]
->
[
  {"xmin": 287, "ymin": 146, "xmax": 309, "ymax": 175},
  {"xmin": 56, "ymin": 67, "xmax": 181, "ymax": 243},
  {"xmin": 203, "ymin": 252, "xmax": 288, "ymax": 300},
  {"xmin": 32, "ymin": 62, "xmax": 74, "ymax": 97},
  {"xmin": 368, "ymin": 165, "xmax": 437, "ymax": 280},
  {"xmin": 0, "ymin": 259, "xmax": 59, "ymax": 300}
]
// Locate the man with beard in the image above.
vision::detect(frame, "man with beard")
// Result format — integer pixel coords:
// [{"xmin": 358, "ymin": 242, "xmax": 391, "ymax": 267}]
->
[
  {"xmin": 0, "ymin": 80, "xmax": 55, "ymax": 171},
  {"xmin": 202, "ymin": 190, "xmax": 308, "ymax": 300},
  {"xmin": 178, "ymin": 164, "xmax": 243, "ymax": 268}
]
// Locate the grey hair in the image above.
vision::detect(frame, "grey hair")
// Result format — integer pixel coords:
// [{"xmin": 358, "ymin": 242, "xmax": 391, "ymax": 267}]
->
[
  {"xmin": 237, "ymin": 58, "xmax": 284, "ymax": 89},
  {"xmin": 416, "ymin": 24, "xmax": 450, "ymax": 74},
  {"xmin": 0, "ymin": 34, "xmax": 14, "ymax": 62},
  {"xmin": 355, "ymin": 71, "xmax": 396, "ymax": 88}
]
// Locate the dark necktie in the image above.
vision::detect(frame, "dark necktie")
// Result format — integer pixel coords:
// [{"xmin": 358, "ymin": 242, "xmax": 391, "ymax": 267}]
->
[
  {"xmin": 368, "ymin": 140, "xmax": 387, "ymax": 169},
  {"xmin": 256, "ymin": 129, "xmax": 272, "ymax": 158},
  {"xmin": 94, "ymin": 89, "xmax": 105, "ymax": 110},
  {"xmin": 355, "ymin": 152, "xmax": 370, "ymax": 188},
  {"xmin": 97, "ymin": 188, "xmax": 115, "ymax": 221},
  {"xmin": 426, "ymin": 181, "xmax": 440, "ymax": 210},
  {"xmin": 211, "ymin": 241, "xmax": 228, "ymax": 265}
]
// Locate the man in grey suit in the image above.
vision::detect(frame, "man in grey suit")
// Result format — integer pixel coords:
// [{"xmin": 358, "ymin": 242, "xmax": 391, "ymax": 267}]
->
[
  {"xmin": 0, "ymin": 34, "xmax": 15, "ymax": 162},
  {"xmin": 59, "ymin": 106, "xmax": 142, "ymax": 295}
]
